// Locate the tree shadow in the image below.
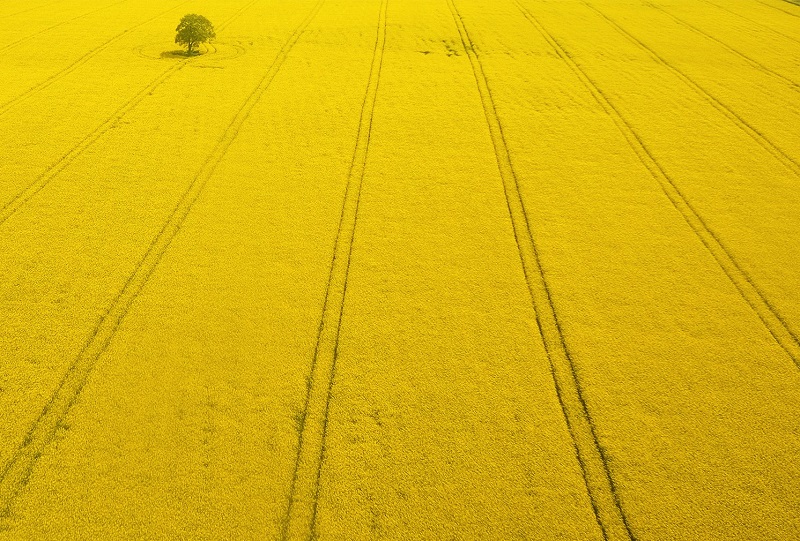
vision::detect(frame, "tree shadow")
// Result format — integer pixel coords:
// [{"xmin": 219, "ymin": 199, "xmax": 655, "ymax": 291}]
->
[{"xmin": 160, "ymin": 49, "xmax": 204, "ymax": 59}]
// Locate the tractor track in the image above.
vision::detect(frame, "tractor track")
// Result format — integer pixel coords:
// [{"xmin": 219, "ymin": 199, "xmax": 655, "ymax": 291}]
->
[
  {"xmin": 700, "ymin": 0, "xmax": 800, "ymax": 46},
  {"xmin": 757, "ymin": 0, "xmax": 800, "ymax": 18},
  {"xmin": 0, "ymin": 61, "xmax": 186, "ymax": 226},
  {"xmin": 0, "ymin": 0, "xmax": 66, "ymax": 21},
  {"xmin": 0, "ymin": 0, "xmax": 192, "ymax": 118},
  {"xmin": 583, "ymin": 2, "xmax": 800, "ymax": 180},
  {"xmin": 0, "ymin": 0, "xmax": 260, "ymax": 227},
  {"xmin": 281, "ymin": 1, "xmax": 387, "ymax": 539},
  {"xmin": 0, "ymin": 0, "xmax": 131, "ymax": 54},
  {"xmin": 446, "ymin": 0, "xmax": 637, "ymax": 539},
  {"xmin": 0, "ymin": 0, "xmax": 323, "ymax": 523},
  {"xmin": 514, "ymin": 1, "xmax": 800, "ymax": 369},
  {"xmin": 645, "ymin": 1, "xmax": 800, "ymax": 91}
]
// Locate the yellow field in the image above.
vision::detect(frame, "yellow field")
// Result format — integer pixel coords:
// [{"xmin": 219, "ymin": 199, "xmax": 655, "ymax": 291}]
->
[{"xmin": 0, "ymin": 0, "xmax": 799, "ymax": 539}]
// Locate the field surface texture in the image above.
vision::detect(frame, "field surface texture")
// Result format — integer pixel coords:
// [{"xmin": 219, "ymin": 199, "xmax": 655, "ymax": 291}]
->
[{"xmin": 1, "ymin": 0, "xmax": 799, "ymax": 539}]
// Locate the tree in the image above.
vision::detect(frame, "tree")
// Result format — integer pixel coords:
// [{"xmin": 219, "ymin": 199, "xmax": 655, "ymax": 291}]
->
[{"xmin": 175, "ymin": 14, "xmax": 215, "ymax": 55}]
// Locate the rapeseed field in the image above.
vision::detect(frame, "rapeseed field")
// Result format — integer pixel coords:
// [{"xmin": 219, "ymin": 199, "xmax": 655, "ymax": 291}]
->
[{"xmin": 0, "ymin": 0, "xmax": 798, "ymax": 539}]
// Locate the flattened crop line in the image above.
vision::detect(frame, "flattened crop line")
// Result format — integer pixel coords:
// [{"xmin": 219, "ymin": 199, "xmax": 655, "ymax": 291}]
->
[
  {"xmin": 0, "ymin": 0, "xmax": 65, "ymax": 20},
  {"xmin": 582, "ymin": 2, "xmax": 800, "ymax": 179},
  {"xmin": 0, "ymin": 0, "xmax": 131, "ymax": 54},
  {"xmin": 0, "ymin": 0, "xmax": 323, "ymax": 521},
  {"xmin": 646, "ymin": 1, "xmax": 800, "ymax": 91},
  {"xmin": 0, "ymin": 0, "xmax": 192, "ymax": 118},
  {"xmin": 0, "ymin": 63, "xmax": 184, "ymax": 226},
  {"xmin": 447, "ymin": 1, "xmax": 635, "ymax": 540},
  {"xmin": 756, "ymin": 0, "xmax": 800, "ymax": 18},
  {"xmin": 281, "ymin": 2, "xmax": 386, "ymax": 540},
  {"xmin": 514, "ymin": 0, "xmax": 800, "ymax": 369},
  {"xmin": 0, "ymin": 0, "xmax": 261, "ymax": 228},
  {"xmin": 701, "ymin": 0, "xmax": 800, "ymax": 46}
]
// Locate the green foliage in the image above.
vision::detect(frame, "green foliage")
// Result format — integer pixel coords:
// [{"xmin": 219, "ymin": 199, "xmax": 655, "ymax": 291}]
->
[{"xmin": 175, "ymin": 14, "xmax": 215, "ymax": 55}]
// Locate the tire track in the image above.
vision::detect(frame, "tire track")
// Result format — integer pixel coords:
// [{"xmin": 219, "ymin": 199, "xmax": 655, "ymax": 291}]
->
[
  {"xmin": 701, "ymin": 0, "xmax": 800, "ymax": 47},
  {"xmin": 583, "ymin": 2, "xmax": 800, "ymax": 179},
  {"xmin": 514, "ymin": 1, "xmax": 800, "ymax": 369},
  {"xmin": 0, "ymin": 0, "xmax": 65, "ymax": 20},
  {"xmin": 0, "ymin": 0, "xmax": 260, "ymax": 227},
  {"xmin": 0, "ymin": 0, "xmax": 192, "ymax": 118},
  {"xmin": 645, "ymin": 1, "xmax": 800, "ymax": 91},
  {"xmin": 281, "ymin": 1, "xmax": 386, "ymax": 539},
  {"xmin": 0, "ymin": 0, "xmax": 324, "ymax": 522},
  {"xmin": 447, "ymin": 1, "xmax": 635, "ymax": 540},
  {"xmin": 0, "ymin": 0, "xmax": 131, "ymax": 54},
  {"xmin": 0, "ymin": 63, "xmax": 184, "ymax": 226},
  {"xmin": 757, "ymin": 0, "xmax": 800, "ymax": 18}
]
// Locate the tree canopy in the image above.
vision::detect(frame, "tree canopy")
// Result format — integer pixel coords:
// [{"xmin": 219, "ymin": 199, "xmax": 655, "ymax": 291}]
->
[{"xmin": 175, "ymin": 14, "xmax": 215, "ymax": 55}]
